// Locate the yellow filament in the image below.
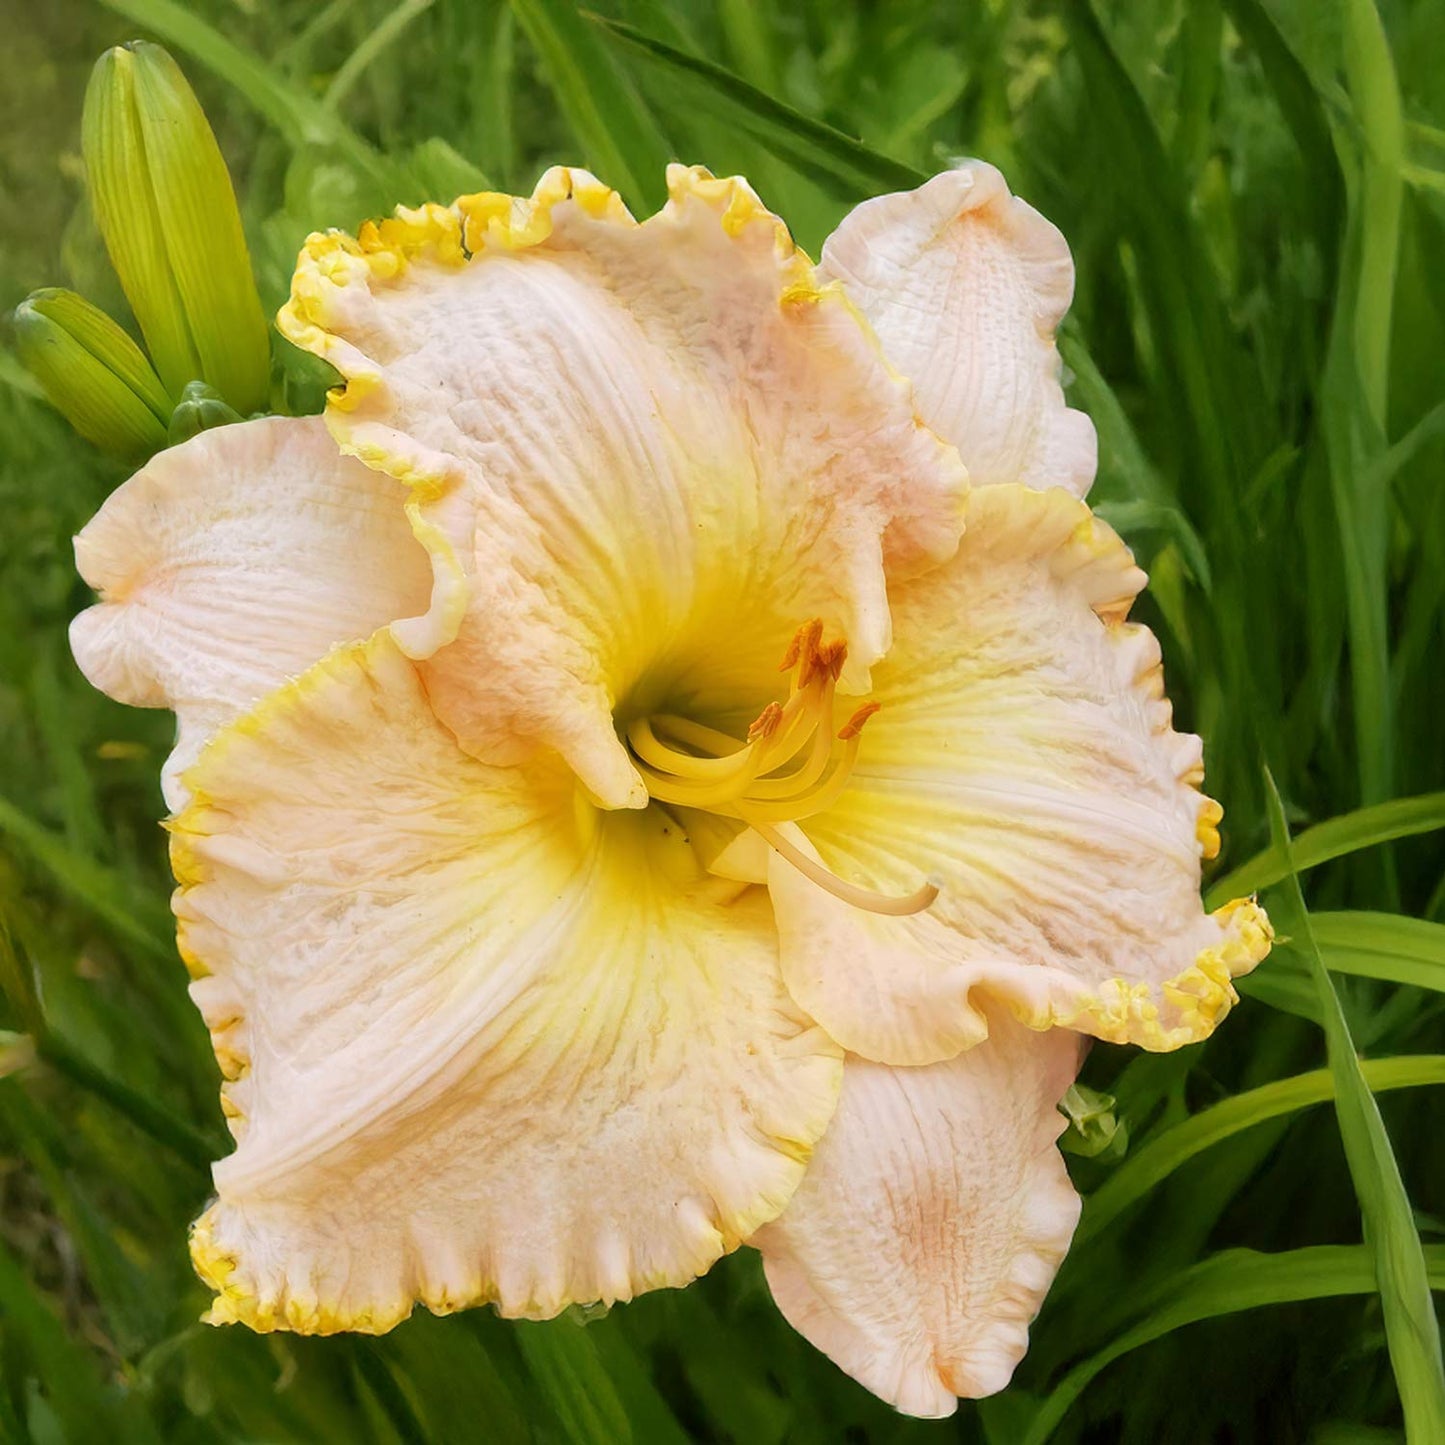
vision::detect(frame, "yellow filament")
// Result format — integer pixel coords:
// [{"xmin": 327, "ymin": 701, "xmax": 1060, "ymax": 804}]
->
[
  {"xmin": 741, "ymin": 814, "xmax": 939, "ymax": 918},
  {"xmin": 624, "ymin": 620, "xmax": 939, "ymax": 919},
  {"xmin": 736, "ymin": 734, "xmax": 862, "ymax": 823},
  {"xmin": 647, "ymin": 715, "xmax": 748, "ymax": 757},
  {"xmin": 627, "ymin": 718, "xmax": 753, "ymax": 780}
]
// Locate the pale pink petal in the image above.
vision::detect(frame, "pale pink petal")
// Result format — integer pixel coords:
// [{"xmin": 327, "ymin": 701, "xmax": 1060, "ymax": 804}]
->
[
  {"xmin": 821, "ymin": 163, "xmax": 1096, "ymax": 497},
  {"xmin": 755, "ymin": 1015, "xmax": 1082, "ymax": 1417},
  {"xmin": 70, "ymin": 415, "xmax": 432, "ymax": 807}
]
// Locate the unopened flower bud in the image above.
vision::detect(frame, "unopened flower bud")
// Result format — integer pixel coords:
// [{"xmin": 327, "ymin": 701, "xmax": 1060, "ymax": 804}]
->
[
  {"xmin": 1059, "ymin": 1083, "xmax": 1128, "ymax": 1159},
  {"xmin": 167, "ymin": 379, "xmax": 244, "ymax": 446},
  {"xmin": 82, "ymin": 41, "xmax": 270, "ymax": 415},
  {"xmin": 13, "ymin": 288, "xmax": 169, "ymax": 460}
]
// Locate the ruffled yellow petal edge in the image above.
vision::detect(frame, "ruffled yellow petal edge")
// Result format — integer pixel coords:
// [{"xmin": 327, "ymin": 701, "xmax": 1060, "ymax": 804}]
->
[
  {"xmin": 274, "ymin": 164, "xmax": 855, "ymax": 664},
  {"xmin": 189, "ymin": 1212, "xmax": 348, "ymax": 1334},
  {"xmin": 1051, "ymin": 895, "xmax": 1273, "ymax": 1050},
  {"xmin": 1007, "ymin": 488, "xmax": 1272, "ymax": 1049},
  {"xmin": 165, "ymin": 653, "xmax": 327, "ymax": 1134}
]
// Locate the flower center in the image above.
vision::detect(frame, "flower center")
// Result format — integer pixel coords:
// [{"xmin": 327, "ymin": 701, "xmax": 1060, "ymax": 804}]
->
[{"xmin": 625, "ymin": 620, "xmax": 938, "ymax": 917}]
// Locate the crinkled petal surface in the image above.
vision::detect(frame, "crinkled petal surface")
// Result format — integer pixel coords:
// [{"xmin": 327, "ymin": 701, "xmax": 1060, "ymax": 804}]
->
[
  {"xmin": 769, "ymin": 484, "xmax": 1271, "ymax": 1066},
  {"xmin": 70, "ymin": 415, "xmax": 432, "ymax": 808},
  {"xmin": 174, "ymin": 634, "xmax": 842, "ymax": 1332},
  {"xmin": 820, "ymin": 163, "xmax": 1096, "ymax": 497},
  {"xmin": 279, "ymin": 165, "xmax": 969, "ymax": 807},
  {"xmin": 754, "ymin": 1014, "xmax": 1082, "ymax": 1418}
]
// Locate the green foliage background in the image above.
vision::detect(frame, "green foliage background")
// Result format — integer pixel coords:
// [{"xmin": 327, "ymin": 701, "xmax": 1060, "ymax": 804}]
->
[{"xmin": 1, "ymin": 0, "xmax": 1443, "ymax": 1440}]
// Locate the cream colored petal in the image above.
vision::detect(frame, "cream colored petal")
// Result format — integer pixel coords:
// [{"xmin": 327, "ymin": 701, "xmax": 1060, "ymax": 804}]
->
[
  {"xmin": 820, "ymin": 163, "xmax": 1096, "ymax": 497},
  {"xmin": 69, "ymin": 415, "xmax": 433, "ymax": 808},
  {"xmin": 278, "ymin": 166, "xmax": 968, "ymax": 808},
  {"xmin": 173, "ymin": 633, "xmax": 841, "ymax": 1333},
  {"xmin": 754, "ymin": 1015, "xmax": 1082, "ymax": 1417},
  {"xmin": 769, "ymin": 483, "xmax": 1270, "ymax": 1065}
]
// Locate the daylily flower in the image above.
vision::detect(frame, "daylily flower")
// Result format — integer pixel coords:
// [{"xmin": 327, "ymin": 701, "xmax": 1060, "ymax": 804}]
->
[{"xmin": 70, "ymin": 162, "xmax": 1271, "ymax": 1417}]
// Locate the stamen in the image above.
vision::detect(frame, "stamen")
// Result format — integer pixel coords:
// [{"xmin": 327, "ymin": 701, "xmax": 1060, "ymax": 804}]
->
[
  {"xmin": 625, "ymin": 619, "xmax": 937, "ymax": 918},
  {"xmin": 741, "ymin": 814, "xmax": 939, "ymax": 918},
  {"xmin": 749, "ymin": 674, "xmax": 837, "ymax": 799},
  {"xmin": 777, "ymin": 618, "xmax": 821, "ymax": 674}
]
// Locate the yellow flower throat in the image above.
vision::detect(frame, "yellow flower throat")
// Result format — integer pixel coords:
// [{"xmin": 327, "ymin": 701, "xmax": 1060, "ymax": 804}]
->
[{"xmin": 625, "ymin": 621, "xmax": 939, "ymax": 917}]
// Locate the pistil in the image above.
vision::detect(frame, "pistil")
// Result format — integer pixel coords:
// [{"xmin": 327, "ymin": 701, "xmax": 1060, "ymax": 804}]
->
[{"xmin": 624, "ymin": 621, "xmax": 938, "ymax": 917}]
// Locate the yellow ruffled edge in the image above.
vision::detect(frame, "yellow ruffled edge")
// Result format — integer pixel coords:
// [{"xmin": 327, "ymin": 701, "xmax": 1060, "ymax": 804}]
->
[
  {"xmin": 277, "ymin": 165, "xmax": 819, "ymax": 391},
  {"xmin": 166, "ymin": 649, "xmax": 376, "ymax": 1147},
  {"xmin": 170, "ymin": 793, "xmax": 250, "ymax": 1141},
  {"xmin": 964, "ymin": 485, "xmax": 1273, "ymax": 1051},
  {"xmin": 188, "ymin": 1025, "xmax": 840, "ymax": 1336},
  {"xmin": 190, "ymin": 1166, "xmax": 842, "ymax": 1336},
  {"xmin": 1066, "ymin": 497, "xmax": 1271, "ymax": 1046},
  {"xmin": 189, "ymin": 1210, "xmax": 372, "ymax": 1335},
  {"xmin": 1040, "ymin": 896, "xmax": 1274, "ymax": 1051},
  {"xmin": 1044, "ymin": 493, "xmax": 1232, "ymax": 885}
]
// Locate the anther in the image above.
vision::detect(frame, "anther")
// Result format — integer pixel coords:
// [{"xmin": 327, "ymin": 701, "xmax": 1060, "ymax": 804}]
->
[
  {"xmin": 747, "ymin": 701, "xmax": 784, "ymax": 742},
  {"xmin": 778, "ymin": 619, "xmax": 822, "ymax": 674},
  {"xmin": 838, "ymin": 701, "xmax": 880, "ymax": 740}
]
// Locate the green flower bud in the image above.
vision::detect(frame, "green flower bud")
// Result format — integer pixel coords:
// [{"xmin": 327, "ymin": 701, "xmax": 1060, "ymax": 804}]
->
[
  {"xmin": 82, "ymin": 41, "xmax": 270, "ymax": 415},
  {"xmin": 167, "ymin": 379, "xmax": 243, "ymax": 446},
  {"xmin": 1059, "ymin": 1083, "xmax": 1129, "ymax": 1160},
  {"xmin": 13, "ymin": 288, "xmax": 169, "ymax": 460}
]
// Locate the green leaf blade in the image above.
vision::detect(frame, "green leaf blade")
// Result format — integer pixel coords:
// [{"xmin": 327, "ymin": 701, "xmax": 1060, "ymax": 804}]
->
[
  {"xmin": 1263, "ymin": 773, "xmax": 1445, "ymax": 1441},
  {"xmin": 508, "ymin": 0, "xmax": 670, "ymax": 213}
]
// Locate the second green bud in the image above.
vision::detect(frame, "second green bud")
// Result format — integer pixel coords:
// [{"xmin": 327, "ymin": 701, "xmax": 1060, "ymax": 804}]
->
[{"xmin": 83, "ymin": 41, "xmax": 270, "ymax": 416}]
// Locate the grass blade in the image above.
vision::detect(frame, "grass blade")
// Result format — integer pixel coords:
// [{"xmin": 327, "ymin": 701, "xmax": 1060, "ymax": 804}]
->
[
  {"xmin": 1315, "ymin": 0, "xmax": 1407, "ymax": 807},
  {"xmin": 1264, "ymin": 772, "xmax": 1445, "ymax": 1440},
  {"xmin": 1310, "ymin": 912, "xmax": 1445, "ymax": 993},
  {"xmin": 0, "ymin": 795, "xmax": 173, "ymax": 961},
  {"xmin": 30, "ymin": 1033, "xmax": 220, "ymax": 1169},
  {"xmin": 324, "ymin": 0, "xmax": 437, "ymax": 111},
  {"xmin": 1340, "ymin": 0, "xmax": 1405, "ymax": 434},
  {"xmin": 0, "ymin": 1236, "xmax": 163, "ymax": 1444},
  {"xmin": 1021, "ymin": 1245, "xmax": 1445, "ymax": 1445},
  {"xmin": 514, "ymin": 1318, "xmax": 633, "ymax": 1445},
  {"xmin": 1078, "ymin": 1055, "xmax": 1445, "ymax": 1245},
  {"xmin": 97, "ymin": 0, "xmax": 397, "ymax": 188},
  {"xmin": 586, "ymin": 14, "xmax": 923, "ymax": 197},
  {"xmin": 1207, "ymin": 791, "xmax": 1445, "ymax": 906},
  {"xmin": 507, "ymin": 0, "xmax": 669, "ymax": 213}
]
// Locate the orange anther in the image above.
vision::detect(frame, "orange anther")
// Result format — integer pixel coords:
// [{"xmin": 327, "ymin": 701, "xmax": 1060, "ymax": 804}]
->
[
  {"xmin": 817, "ymin": 640, "xmax": 848, "ymax": 682},
  {"xmin": 747, "ymin": 700, "xmax": 785, "ymax": 741},
  {"xmin": 837, "ymin": 701, "xmax": 881, "ymax": 740},
  {"xmin": 780, "ymin": 618, "xmax": 823, "ymax": 674}
]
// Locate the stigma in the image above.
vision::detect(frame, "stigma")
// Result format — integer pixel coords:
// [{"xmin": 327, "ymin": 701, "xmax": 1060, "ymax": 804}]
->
[{"xmin": 625, "ymin": 621, "xmax": 938, "ymax": 918}]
